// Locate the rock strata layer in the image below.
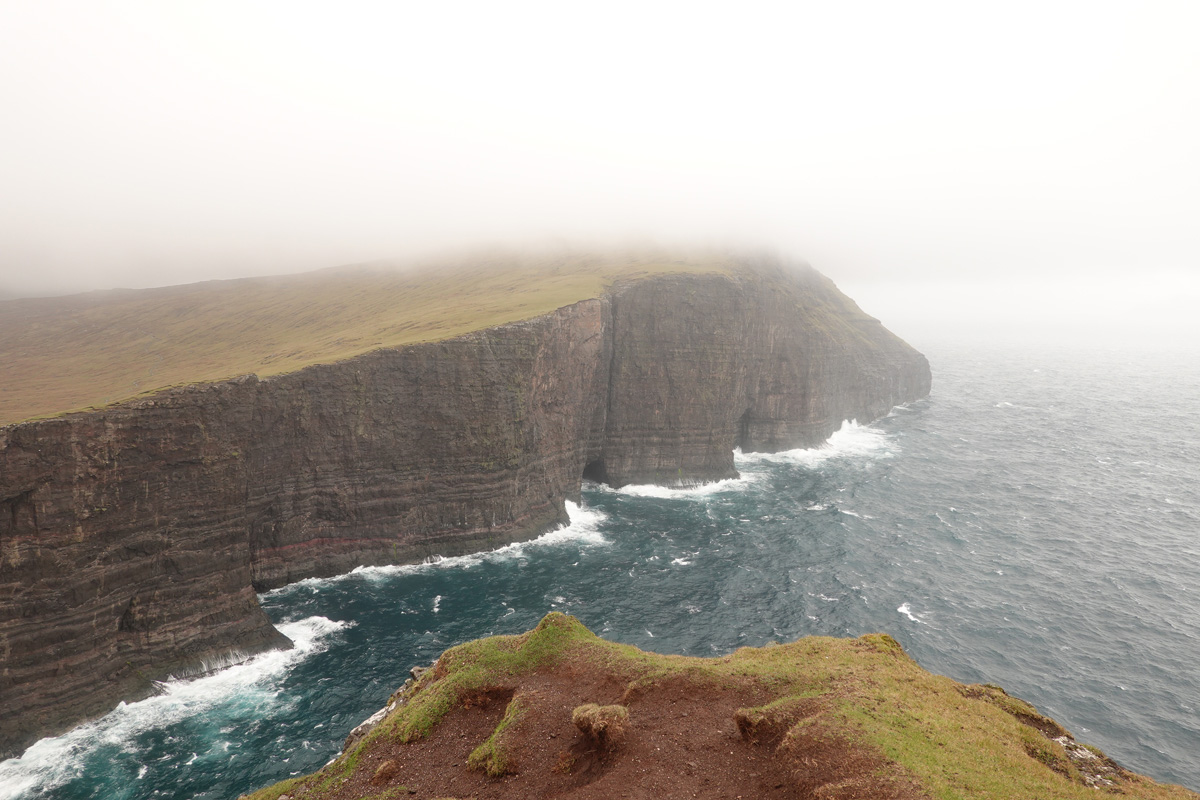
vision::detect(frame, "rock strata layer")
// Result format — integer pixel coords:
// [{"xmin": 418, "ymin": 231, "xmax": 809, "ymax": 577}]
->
[{"xmin": 0, "ymin": 262, "xmax": 930, "ymax": 757}]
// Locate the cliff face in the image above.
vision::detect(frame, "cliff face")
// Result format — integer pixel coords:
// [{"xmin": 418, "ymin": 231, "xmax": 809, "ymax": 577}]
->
[
  {"xmin": 0, "ymin": 264, "xmax": 930, "ymax": 757},
  {"xmin": 0, "ymin": 378, "xmax": 292, "ymax": 757},
  {"xmin": 591, "ymin": 265, "xmax": 930, "ymax": 485},
  {"xmin": 243, "ymin": 297, "xmax": 613, "ymax": 589}
]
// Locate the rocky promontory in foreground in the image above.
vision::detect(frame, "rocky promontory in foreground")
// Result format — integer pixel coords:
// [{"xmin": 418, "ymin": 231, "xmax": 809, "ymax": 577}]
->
[
  {"xmin": 0, "ymin": 252, "xmax": 930, "ymax": 756},
  {"xmin": 242, "ymin": 613, "xmax": 1198, "ymax": 800}
]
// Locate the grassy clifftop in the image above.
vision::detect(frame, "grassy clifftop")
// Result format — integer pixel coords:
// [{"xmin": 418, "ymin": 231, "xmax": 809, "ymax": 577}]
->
[
  {"xmin": 244, "ymin": 613, "xmax": 1196, "ymax": 800},
  {"xmin": 0, "ymin": 250, "xmax": 732, "ymax": 426}
]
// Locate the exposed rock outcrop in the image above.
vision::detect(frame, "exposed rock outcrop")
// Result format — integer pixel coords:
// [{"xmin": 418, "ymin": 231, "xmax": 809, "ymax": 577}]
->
[{"xmin": 0, "ymin": 260, "xmax": 930, "ymax": 757}]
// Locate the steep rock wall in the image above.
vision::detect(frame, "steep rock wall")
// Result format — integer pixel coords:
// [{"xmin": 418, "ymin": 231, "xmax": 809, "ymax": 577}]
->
[
  {"xmin": 0, "ymin": 378, "xmax": 291, "ymax": 758},
  {"xmin": 590, "ymin": 264, "xmax": 930, "ymax": 485},
  {"xmin": 0, "ymin": 265, "xmax": 929, "ymax": 757},
  {"xmin": 243, "ymin": 297, "xmax": 612, "ymax": 589}
]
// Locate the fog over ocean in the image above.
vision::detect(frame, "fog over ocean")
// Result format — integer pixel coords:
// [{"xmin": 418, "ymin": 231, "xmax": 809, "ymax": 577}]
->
[{"xmin": 3, "ymin": 337, "xmax": 1198, "ymax": 799}]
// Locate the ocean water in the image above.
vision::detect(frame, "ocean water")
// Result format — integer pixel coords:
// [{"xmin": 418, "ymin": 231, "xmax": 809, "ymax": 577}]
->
[{"xmin": 3, "ymin": 340, "xmax": 1199, "ymax": 798}]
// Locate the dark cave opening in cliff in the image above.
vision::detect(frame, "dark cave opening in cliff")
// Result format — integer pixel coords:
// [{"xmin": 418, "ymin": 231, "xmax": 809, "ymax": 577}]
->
[
  {"xmin": 735, "ymin": 408, "xmax": 753, "ymax": 451},
  {"xmin": 582, "ymin": 459, "xmax": 607, "ymax": 485}
]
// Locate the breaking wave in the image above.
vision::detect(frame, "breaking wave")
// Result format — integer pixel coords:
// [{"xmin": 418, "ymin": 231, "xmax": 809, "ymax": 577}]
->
[
  {"xmin": 335, "ymin": 501, "xmax": 609, "ymax": 583},
  {"xmin": 0, "ymin": 616, "xmax": 352, "ymax": 800},
  {"xmin": 735, "ymin": 419, "xmax": 895, "ymax": 467},
  {"xmin": 597, "ymin": 474, "xmax": 754, "ymax": 499},
  {"xmin": 590, "ymin": 420, "xmax": 893, "ymax": 500}
]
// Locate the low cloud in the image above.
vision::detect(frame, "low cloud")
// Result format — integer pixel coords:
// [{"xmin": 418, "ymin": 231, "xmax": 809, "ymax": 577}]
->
[{"xmin": 2, "ymin": 2, "xmax": 1197, "ymax": 348}]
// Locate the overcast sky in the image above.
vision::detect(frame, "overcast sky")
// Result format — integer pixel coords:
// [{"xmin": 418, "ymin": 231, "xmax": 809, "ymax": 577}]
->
[{"xmin": 2, "ymin": 1, "xmax": 1197, "ymax": 347}]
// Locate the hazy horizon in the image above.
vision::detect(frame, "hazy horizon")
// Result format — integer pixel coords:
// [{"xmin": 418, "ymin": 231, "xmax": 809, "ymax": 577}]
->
[{"xmin": 2, "ymin": 1, "xmax": 1198, "ymax": 349}]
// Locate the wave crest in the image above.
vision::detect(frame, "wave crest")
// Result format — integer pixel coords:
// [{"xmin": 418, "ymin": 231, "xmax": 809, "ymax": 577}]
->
[
  {"xmin": 0, "ymin": 616, "xmax": 352, "ymax": 800},
  {"xmin": 736, "ymin": 420, "xmax": 894, "ymax": 467}
]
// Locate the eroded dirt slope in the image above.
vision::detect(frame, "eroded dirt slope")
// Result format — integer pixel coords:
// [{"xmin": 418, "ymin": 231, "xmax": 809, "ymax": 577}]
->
[{"xmin": 243, "ymin": 615, "xmax": 1198, "ymax": 800}]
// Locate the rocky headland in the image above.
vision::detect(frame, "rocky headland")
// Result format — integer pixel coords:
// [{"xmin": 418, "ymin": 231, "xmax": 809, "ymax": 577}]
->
[
  {"xmin": 0, "ymin": 253, "xmax": 930, "ymax": 757},
  {"xmin": 241, "ymin": 613, "xmax": 1199, "ymax": 800}
]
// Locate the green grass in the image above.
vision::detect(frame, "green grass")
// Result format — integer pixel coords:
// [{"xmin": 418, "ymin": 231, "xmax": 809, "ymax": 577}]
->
[
  {"xmin": 0, "ymin": 250, "xmax": 734, "ymax": 426},
  {"xmin": 467, "ymin": 692, "xmax": 533, "ymax": 776},
  {"xmin": 245, "ymin": 613, "xmax": 1197, "ymax": 800},
  {"xmin": 381, "ymin": 612, "xmax": 588, "ymax": 745},
  {"xmin": 268, "ymin": 614, "xmax": 591, "ymax": 795}
]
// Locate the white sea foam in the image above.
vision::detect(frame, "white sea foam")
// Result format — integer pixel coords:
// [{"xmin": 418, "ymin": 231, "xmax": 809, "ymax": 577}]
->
[
  {"xmin": 0, "ymin": 616, "xmax": 352, "ymax": 800},
  {"xmin": 897, "ymin": 602, "xmax": 925, "ymax": 624},
  {"xmin": 602, "ymin": 475, "xmax": 754, "ymax": 499},
  {"xmin": 735, "ymin": 420, "xmax": 894, "ymax": 468},
  {"xmin": 343, "ymin": 501, "xmax": 608, "ymax": 582}
]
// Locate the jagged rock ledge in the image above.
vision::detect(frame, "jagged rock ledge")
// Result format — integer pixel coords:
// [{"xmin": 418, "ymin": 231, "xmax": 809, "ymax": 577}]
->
[{"xmin": 0, "ymin": 259, "xmax": 930, "ymax": 757}]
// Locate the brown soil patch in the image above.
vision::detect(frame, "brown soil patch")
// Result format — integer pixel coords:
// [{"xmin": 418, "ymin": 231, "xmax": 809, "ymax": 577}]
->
[{"xmin": 286, "ymin": 660, "xmax": 927, "ymax": 800}]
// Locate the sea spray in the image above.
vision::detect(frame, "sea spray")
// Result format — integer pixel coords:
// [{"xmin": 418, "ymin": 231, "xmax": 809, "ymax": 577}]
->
[
  {"xmin": 603, "ymin": 474, "xmax": 755, "ymax": 499},
  {"xmin": 734, "ymin": 419, "xmax": 896, "ymax": 468},
  {"xmin": 259, "ymin": 501, "xmax": 609, "ymax": 598},
  {"xmin": 0, "ymin": 617, "xmax": 352, "ymax": 800}
]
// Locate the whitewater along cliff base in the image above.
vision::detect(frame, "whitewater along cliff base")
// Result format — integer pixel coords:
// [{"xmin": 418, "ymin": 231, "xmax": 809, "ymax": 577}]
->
[
  {"xmin": 0, "ymin": 251, "xmax": 930, "ymax": 757},
  {"xmin": 242, "ymin": 613, "xmax": 1198, "ymax": 800}
]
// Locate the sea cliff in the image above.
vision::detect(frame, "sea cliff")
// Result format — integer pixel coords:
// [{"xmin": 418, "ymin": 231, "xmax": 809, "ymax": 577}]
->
[{"xmin": 0, "ymin": 257, "xmax": 930, "ymax": 757}]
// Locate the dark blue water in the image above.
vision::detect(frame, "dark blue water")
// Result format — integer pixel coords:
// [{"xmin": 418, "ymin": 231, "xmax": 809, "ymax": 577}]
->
[{"xmin": 4, "ymin": 340, "xmax": 1199, "ymax": 798}]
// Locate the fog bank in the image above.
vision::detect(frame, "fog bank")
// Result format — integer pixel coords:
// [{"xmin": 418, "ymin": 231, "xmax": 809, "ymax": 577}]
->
[{"xmin": 2, "ymin": 2, "xmax": 1197, "ymax": 347}]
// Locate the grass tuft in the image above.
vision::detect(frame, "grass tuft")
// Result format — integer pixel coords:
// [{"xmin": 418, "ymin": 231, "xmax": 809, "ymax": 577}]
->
[
  {"xmin": 467, "ymin": 692, "xmax": 534, "ymax": 777},
  {"xmin": 571, "ymin": 703, "xmax": 629, "ymax": 749}
]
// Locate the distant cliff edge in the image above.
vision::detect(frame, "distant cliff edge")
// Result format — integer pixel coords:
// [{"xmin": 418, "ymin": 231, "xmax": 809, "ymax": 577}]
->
[{"xmin": 0, "ymin": 256, "xmax": 930, "ymax": 757}]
